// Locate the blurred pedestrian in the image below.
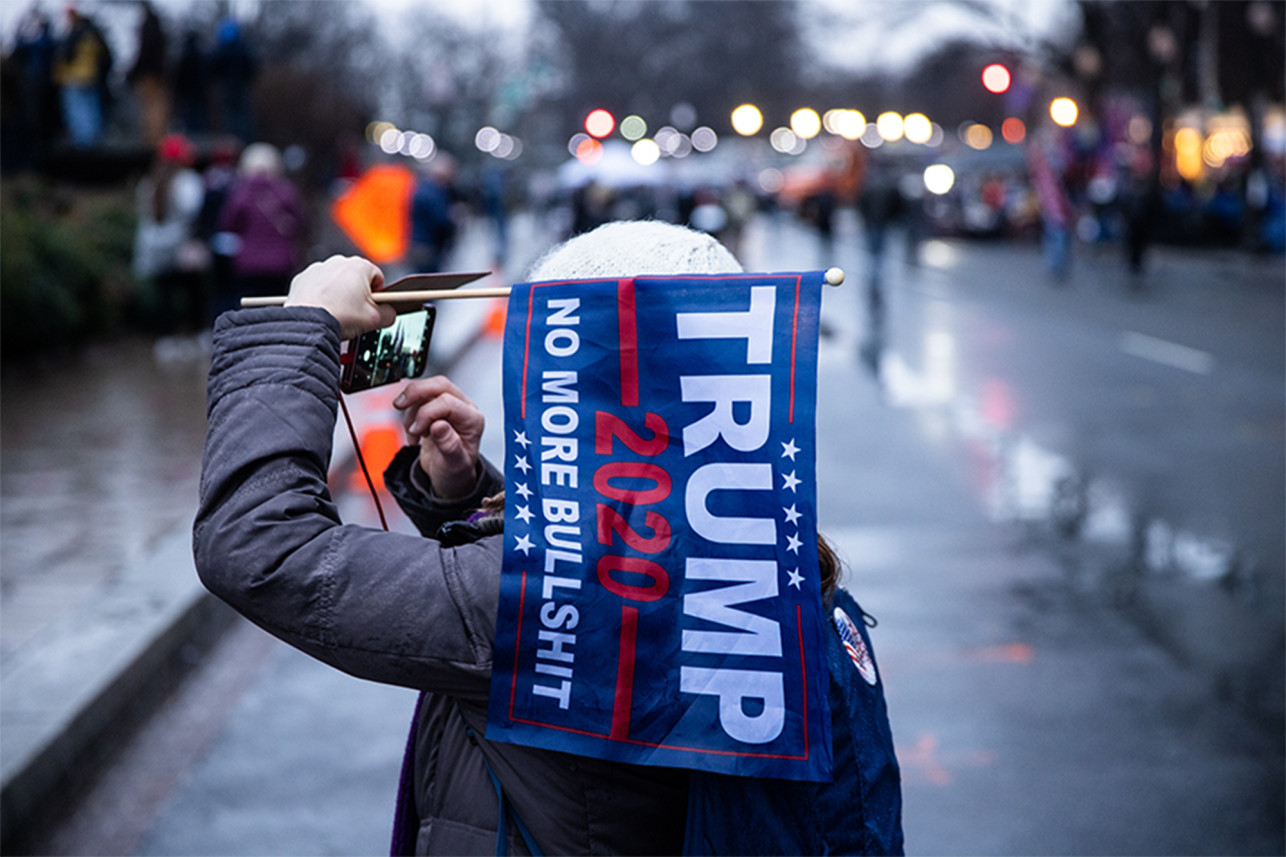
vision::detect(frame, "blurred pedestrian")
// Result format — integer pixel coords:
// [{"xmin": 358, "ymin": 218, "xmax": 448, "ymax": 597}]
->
[
  {"xmin": 1026, "ymin": 138, "xmax": 1077, "ymax": 282},
  {"xmin": 209, "ymin": 16, "xmax": 256, "ymax": 142},
  {"xmin": 5, "ymin": 7, "xmax": 60, "ymax": 169},
  {"xmin": 688, "ymin": 187, "xmax": 728, "ymax": 237},
  {"xmin": 172, "ymin": 29, "xmax": 209, "ymax": 135},
  {"xmin": 218, "ymin": 142, "xmax": 307, "ymax": 304},
  {"xmin": 194, "ymin": 137, "xmax": 241, "ymax": 316},
  {"xmin": 481, "ymin": 163, "xmax": 510, "ymax": 269},
  {"xmin": 857, "ymin": 157, "xmax": 903, "ymax": 375},
  {"xmin": 54, "ymin": 6, "xmax": 112, "ymax": 147},
  {"xmin": 408, "ymin": 154, "xmax": 459, "ymax": 273},
  {"xmin": 126, "ymin": 1, "xmax": 168, "ymax": 146},
  {"xmin": 1119, "ymin": 165, "xmax": 1161, "ymax": 279},
  {"xmin": 719, "ymin": 179, "xmax": 758, "ymax": 261},
  {"xmin": 133, "ymin": 133, "xmax": 208, "ymax": 342},
  {"xmin": 194, "ymin": 222, "xmax": 902, "ymax": 856}
]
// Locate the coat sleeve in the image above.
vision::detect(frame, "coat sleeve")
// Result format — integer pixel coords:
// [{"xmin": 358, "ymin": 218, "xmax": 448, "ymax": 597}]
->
[
  {"xmin": 383, "ymin": 444, "xmax": 504, "ymax": 538},
  {"xmin": 193, "ymin": 307, "xmax": 498, "ymax": 700}
]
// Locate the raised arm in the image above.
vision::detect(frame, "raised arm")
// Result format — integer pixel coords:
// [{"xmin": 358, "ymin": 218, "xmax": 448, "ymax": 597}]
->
[{"xmin": 193, "ymin": 256, "xmax": 500, "ymax": 699}]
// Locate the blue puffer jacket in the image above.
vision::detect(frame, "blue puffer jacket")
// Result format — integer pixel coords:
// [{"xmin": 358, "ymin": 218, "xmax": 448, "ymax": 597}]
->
[{"xmin": 684, "ymin": 587, "xmax": 904, "ymax": 855}]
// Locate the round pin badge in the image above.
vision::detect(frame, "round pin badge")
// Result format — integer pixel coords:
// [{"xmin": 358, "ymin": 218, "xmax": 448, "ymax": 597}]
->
[{"xmin": 833, "ymin": 606, "xmax": 878, "ymax": 686}]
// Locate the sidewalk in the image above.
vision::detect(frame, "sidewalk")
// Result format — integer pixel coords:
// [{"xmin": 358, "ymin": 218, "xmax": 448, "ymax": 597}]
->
[{"xmin": 0, "ymin": 213, "xmax": 548, "ymax": 850}]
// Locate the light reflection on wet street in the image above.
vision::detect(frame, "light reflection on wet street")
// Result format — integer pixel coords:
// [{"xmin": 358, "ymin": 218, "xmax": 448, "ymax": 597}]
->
[
  {"xmin": 0, "ymin": 338, "xmax": 210, "ymax": 661},
  {"xmin": 836, "ymin": 228, "xmax": 1285, "ymax": 725}
]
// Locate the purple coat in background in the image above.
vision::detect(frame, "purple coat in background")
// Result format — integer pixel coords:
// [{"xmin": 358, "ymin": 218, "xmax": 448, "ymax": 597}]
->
[{"xmin": 218, "ymin": 173, "xmax": 307, "ymax": 278}]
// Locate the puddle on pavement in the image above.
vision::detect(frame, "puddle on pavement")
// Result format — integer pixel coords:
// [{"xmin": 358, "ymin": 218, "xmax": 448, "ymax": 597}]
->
[
  {"xmin": 0, "ymin": 337, "xmax": 211, "ymax": 658},
  {"xmin": 858, "ymin": 302, "xmax": 1283, "ymax": 723}
]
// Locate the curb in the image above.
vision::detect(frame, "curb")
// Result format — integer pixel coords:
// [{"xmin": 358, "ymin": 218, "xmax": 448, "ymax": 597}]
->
[
  {"xmin": 0, "ymin": 305, "xmax": 502, "ymax": 853},
  {"xmin": 0, "ymin": 515, "xmax": 237, "ymax": 853}
]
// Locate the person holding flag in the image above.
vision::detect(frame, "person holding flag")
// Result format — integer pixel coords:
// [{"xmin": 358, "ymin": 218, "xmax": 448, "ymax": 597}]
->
[{"xmin": 194, "ymin": 221, "xmax": 901, "ymax": 856}]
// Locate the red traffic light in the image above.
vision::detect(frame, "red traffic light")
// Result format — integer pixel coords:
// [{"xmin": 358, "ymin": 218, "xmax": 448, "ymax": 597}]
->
[{"xmin": 982, "ymin": 63, "xmax": 1011, "ymax": 94}]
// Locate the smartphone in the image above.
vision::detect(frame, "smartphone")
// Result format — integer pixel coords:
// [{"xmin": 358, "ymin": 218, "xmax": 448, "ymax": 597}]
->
[{"xmin": 340, "ymin": 306, "xmax": 437, "ymax": 393}]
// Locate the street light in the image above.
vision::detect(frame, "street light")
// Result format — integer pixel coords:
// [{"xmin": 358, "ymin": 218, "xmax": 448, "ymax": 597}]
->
[
  {"xmin": 876, "ymin": 111, "xmax": 904, "ymax": 142},
  {"xmin": 923, "ymin": 163, "xmax": 955, "ymax": 195},
  {"xmin": 904, "ymin": 113, "xmax": 933, "ymax": 144},
  {"xmin": 731, "ymin": 104, "xmax": 764, "ymax": 136},
  {"xmin": 790, "ymin": 108, "xmax": 822, "ymax": 140},
  {"xmin": 1050, "ymin": 98, "xmax": 1079, "ymax": 127}
]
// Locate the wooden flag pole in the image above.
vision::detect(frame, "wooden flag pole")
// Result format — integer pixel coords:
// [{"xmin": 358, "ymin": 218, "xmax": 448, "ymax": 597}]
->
[
  {"xmin": 240, "ymin": 287, "xmax": 512, "ymax": 308},
  {"xmin": 240, "ymin": 269, "xmax": 845, "ymax": 307}
]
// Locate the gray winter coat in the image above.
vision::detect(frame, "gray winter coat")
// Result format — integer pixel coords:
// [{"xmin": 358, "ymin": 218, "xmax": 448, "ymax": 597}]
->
[{"xmin": 194, "ymin": 307, "xmax": 688, "ymax": 855}]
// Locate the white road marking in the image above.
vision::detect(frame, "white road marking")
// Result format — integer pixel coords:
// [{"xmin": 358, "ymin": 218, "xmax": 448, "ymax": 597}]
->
[{"xmin": 1119, "ymin": 331, "xmax": 1215, "ymax": 375}]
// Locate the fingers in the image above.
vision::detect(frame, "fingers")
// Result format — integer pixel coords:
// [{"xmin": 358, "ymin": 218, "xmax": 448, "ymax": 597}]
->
[
  {"xmin": 394, "ymin": 376, "xmax": 485, "ymax": 501},
  {"xmin": 400, "ymin": 390, "xmax": 482, "ymax": 441},
  {"xmin": 394, "ymin": 377, "xmax": 483, "ymax": 440},
  {"xmin": 394, "ymin": 377, "xmax": 476, "ymax": 430},
  {"xmin": 285, "ymin": 255, "xmax": 389, "ymax": 339}
]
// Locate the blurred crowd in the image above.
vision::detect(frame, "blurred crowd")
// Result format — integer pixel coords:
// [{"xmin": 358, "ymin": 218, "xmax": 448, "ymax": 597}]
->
[
  {"xmin": 3, "ymin": 0, "xmax": 1281, "ymax": 368},
  {"xmin": 133, "ymin": 134, "xmax": 307, "ymax": 353},
  {"xmin": 1, "ymin": 1, "xmax": 257, "ymax": 166}
]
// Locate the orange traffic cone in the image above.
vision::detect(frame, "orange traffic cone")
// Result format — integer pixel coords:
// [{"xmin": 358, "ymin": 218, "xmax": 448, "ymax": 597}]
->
[
  {"xmin": 349, "ymin": 424, "xmax": 402, "ymax": 493},
  {"xmin": 482, "ymin": 298, "xmax": 507, "ymax": 338}
]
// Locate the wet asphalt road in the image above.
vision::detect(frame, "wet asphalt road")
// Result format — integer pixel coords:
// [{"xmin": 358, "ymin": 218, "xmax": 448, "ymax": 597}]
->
[{"xmin": 21, "ymin": 212, "xmax": 1285, "ymax": 855}]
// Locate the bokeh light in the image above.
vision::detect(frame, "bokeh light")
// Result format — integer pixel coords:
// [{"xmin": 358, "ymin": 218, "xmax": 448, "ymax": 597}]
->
[
  {"xmin": 1050, "ymin": 97, "xmax": 1079, "ymax": 127},
  {"xmin": 407, "ymin": 133, "xmax": 436, "ymax": 160},
  {"xmin": 770, "ymin": 127, "xmax": 805, "ymax": 155},
  {"xmin": 903, "ymin": 113, "xmax": 932, "ymax": 144},
  {"xmin": 860, "ymin": 123, "xmax": 885, "ymax": 148},
  {"xmin": 790, "ymin": 108, "xmax": 822, "ymax": 140},
  {"xmin": 631, "ymin": 138, "xmax": 661, "ymax": 166},
  {"xmin": 923, "ymin": 163, "xmax": 955, "ymax": 195},
  {"xmin": 758, "ymin": 167, "xmax": 784, "ymax": 194},
  {"xmin": 876, "ymin": 111, "xmax": 904, "ymax": 142},
  {"xmin": 963, "ymin": 122, "xmax": 994, "ymax": 149},
  {"xmin": 568, "ymin": 132, "xmax": 591, "ymax": 157},
  {"xmin": 585, "ymin": 108, "xmax": 616, "ymax": 138},
  {"xmin": 1128, "ymin": 115, "xmax": 1153, "ymax": 145},
  {"xmin": 982, "ymin": 63, "xmax": 1011, "ymax": 94},
  {"xmin": 378, "ymin": 127, "xmax": 401, "ymax": 154},
  {"xmin": 575, "ymin": 136, "xmax": 604, "ymax": 164},
  {"xmin": 1174, "ymin": 126, "xmax": 1203, "ymax": 180},
  {"xmin": 620, "ymin": 115, "xmax": 648, "ymax": 141},
  {"xmin": 731, "ymin": 104, "xmax": 764, "ymax": 136},
  {"xmin": 1001, "ymin": 117, "xmax": 1026, "ymax": 144},
  {"xmin": 475, "ymin": 126, "xmax": 501, "ymax": 153},
  {"xmin": 824, "ymin": 109, "xmax": 866, "ymax": 140},
  {"xmin": 691, "ymin": 126, "xmax": 718, "ymax": 152},
  {"xmin": 366, "ymin": 120, "xmax": 396, "ymax": 145}
]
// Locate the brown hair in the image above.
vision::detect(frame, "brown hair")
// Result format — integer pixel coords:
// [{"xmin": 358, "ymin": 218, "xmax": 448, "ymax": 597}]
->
[{"xmin": 817, "ymin": 532, "xmax": 840, "ymax": 607}]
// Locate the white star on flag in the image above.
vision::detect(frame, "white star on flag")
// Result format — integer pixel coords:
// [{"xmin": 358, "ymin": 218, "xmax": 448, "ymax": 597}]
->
[
  {"xmin": 787, "ymin": 568, "xmax": 804, "ymax": 589},
  {"xmin": 782, "ymin": 470, "xmax": 801, "ymax": 492},
  {"xmin": 515, "ymin": 504, "xmax": 534, "ymax": 524},
  {"xmin": 781, "ymin": 438, "xmax": 800, "ymax": 460},
  {"xmin": 786, "ymin": 533, "xmax": 802, "ymax": 554},
  {"xmin": 783, "ymin": 503, "xmax": 802, "ymax": 525},
  {"xmin": 514, "ymin": 482, "xmax": 533, "ymax": 500},
  {"xmin": 514, "ymin": 455, "xmax": 532, "ymax": 474},
  {"xmin": 514, "ymin": 533, "xmax": 534, "ymax": 555},
  {"xmin": 513, "ymin": 430, "xmax": 530, "ymax": 449}
]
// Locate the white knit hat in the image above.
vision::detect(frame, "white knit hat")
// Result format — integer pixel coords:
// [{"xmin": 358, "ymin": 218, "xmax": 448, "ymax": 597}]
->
[{"xmin": 526, "ymin": 220, "xmax": 743, "ymax": 281}]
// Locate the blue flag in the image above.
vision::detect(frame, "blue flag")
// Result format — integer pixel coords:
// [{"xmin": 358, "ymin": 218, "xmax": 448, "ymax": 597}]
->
[{"xmin": 486, "ymin": 272, "xmax": 832, "ymax": 782}]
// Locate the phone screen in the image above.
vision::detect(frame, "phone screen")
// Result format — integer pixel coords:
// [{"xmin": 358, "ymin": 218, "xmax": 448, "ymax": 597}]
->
[{"xmin": 340, "ymin": 306, "xmax": 437, "ymax": 393}]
